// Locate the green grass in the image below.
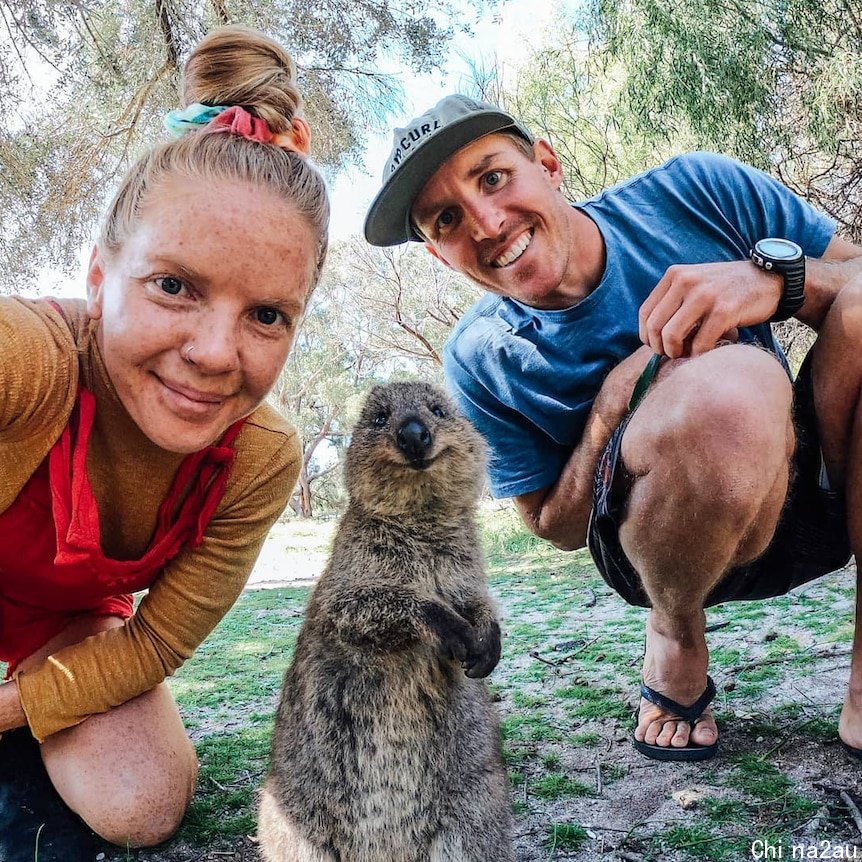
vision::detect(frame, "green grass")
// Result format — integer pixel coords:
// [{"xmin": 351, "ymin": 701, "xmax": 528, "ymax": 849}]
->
[
  {"xmin": 165, "ymin": 586, "xmax": 309, "ymax": 843},
  {"xmin": 569, "ymin": 730, "xmax": 601, "ymax": 747},
  {"xmin": 184, "ymin": 727, "xmax": 273, "ymax": 841},
  {"xmin": 541, "ymin": 752, "xmax": 562, "ymax": 770},
  {"xmin": 99, "ymin": 511, "xmax": 859, "ymax": 860},
  {"xmin": 544, "ymin": 823, "xmax": 588, "ymax": 851},
  {"xmin": 530, "ymin": 773, "xmax": 595, "ymax": 799},
  {"xmin": 651, "ymin": 823, "xmax": 747, "ymax": 862}
]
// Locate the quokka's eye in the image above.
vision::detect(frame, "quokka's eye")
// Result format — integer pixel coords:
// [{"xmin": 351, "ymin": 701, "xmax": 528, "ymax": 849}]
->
[
  {"xmin": 374, "ymin": 411, "xmax": 389, "ymax": 428},
  {"xmin": 431, "ymin": 405, "xmax": 446, "ymax": 419}
]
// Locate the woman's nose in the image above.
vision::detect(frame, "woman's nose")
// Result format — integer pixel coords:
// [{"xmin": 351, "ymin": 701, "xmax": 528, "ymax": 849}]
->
[{"xmin": 182, "ymin": 311, "xmax": 241, "ymax": 374}]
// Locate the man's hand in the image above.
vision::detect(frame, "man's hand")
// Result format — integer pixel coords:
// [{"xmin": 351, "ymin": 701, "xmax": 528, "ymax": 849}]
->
[{"xmin": 639, "ymin": 261, "xmax": 780, "ymax": 358}]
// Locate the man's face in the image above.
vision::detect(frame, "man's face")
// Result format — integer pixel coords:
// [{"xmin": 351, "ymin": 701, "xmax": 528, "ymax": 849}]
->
[{"xmin": 411, "ymin": 133, "xmax": 578, "ymax": 309}]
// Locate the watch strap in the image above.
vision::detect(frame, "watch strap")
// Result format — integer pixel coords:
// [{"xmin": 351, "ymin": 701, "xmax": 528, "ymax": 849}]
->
[{"xmin": 769, "ymin": 256, "xmax": 806, "ymax": 322}]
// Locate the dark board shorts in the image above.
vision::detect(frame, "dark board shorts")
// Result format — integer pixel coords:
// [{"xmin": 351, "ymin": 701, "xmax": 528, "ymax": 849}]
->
[{"xmin": 587, "ymin": 351, "xmax": 852, "ymax": 608}]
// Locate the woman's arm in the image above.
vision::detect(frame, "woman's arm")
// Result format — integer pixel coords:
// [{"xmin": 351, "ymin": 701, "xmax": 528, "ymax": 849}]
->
[
  {"xmin": 15, "ymin": 423, "xmax": 300, "ymax": 742},
  {"xmin": 0, "ymin": 297, "xmax": 79, "ymax": 510},
  {"xmin": 0, "ymin": 680, "xmax": 27, "ymax": 732}
]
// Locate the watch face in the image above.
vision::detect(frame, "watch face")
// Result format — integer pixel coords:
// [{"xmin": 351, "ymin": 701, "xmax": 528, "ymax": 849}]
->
[{"xmin": 757, "ymin": 238, "xmax": 802, "ymax": 260}]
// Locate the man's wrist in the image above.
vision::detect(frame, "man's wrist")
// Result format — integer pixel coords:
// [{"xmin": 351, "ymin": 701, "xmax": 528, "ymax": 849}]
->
[{"xmin": 750, "ymin": 238, "xmax": 806, "ymax": 321}]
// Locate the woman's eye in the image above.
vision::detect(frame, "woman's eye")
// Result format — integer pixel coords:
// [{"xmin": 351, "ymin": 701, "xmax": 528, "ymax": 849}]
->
[
  {"xmin": 157, "ymin": 276, "xmax": 185, "ymax": 296},
  {"xmin": 431, "ymin": 405, "xmax": 446, "ymax": 419},
  {"xmin": 254, "ymin": 307, "xmax": 283, "ymax": 326},
  {"xmin": 374, "ymin": 411, "xmax": 389, "ymax": 428},
  {"xmin": 484, "ymin": 170, "xmax": 502, "ymax": 188}
]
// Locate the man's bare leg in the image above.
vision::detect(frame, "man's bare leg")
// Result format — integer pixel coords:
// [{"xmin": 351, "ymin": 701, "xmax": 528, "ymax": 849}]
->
[
  {"xmin": 617, "ymin": 344, "xmax": 795, "ymax": 750},
  {"xmin": 807, "ymin": 281, "xmax": 862, "ymax": 749}
]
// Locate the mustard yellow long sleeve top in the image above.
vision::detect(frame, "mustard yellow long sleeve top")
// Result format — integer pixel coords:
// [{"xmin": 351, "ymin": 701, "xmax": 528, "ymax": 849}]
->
[{"xmin": 0, "ymin": 297, "xmax": 301, "ymax": 741}]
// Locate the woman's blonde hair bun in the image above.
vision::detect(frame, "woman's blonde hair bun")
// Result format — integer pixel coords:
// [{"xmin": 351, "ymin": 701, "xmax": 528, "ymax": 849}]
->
[{"xmin": 182, "ymin": 25, "xmax": 303, "ymax": 134}]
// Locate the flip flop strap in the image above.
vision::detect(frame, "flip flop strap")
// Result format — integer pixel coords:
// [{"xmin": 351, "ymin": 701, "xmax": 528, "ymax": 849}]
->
[{"xmin": 640, "ymin": 675, "xmax": 716, "ymax": 724}]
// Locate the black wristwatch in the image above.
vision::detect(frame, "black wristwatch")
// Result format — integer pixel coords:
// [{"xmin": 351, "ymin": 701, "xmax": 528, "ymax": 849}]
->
[{"xmin": 750, "ymin": 238, "xmax": 806, "ymax": 322}]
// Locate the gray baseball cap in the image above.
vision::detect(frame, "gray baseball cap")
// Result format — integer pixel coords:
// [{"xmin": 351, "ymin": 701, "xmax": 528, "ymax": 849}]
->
[{"xmin": 363, "ymin": 94, "xmax": 534, "ymax": 247}]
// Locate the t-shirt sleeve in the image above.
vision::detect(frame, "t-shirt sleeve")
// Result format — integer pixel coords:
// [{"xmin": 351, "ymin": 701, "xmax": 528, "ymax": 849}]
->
[
  {"xmin": 16, "ymin": 426, "xmax": 302, "ymax": 741},
  {"xmin": 677, "ymin": 152, "xmax": 835, "ymax": 257},
  {"xmin": 443, "ymin": 329, "xmax": 569, "ymax": 499}
]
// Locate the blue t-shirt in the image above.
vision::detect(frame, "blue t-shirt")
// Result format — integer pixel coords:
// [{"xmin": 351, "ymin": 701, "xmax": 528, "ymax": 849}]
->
[{"xmin": 442, "ymin": 152, "xmax": 835, "ymax": 499}]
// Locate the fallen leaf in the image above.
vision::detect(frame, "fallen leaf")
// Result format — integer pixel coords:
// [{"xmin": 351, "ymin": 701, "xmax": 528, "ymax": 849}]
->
[{"xmin": 673, "ymin": 787, "xmax": 706, "ymax": 809}]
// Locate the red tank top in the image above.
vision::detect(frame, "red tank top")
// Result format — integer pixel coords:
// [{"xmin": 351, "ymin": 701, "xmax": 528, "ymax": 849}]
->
[{"xmin": 0, "ymin": 386, "xmax": 245, "ymax": 665}]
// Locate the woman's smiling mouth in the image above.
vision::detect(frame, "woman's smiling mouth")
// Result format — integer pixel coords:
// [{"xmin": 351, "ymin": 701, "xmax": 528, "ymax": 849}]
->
[{"xmin": 157, "ymin": 375, "xmax": 229, "ymax": 418}]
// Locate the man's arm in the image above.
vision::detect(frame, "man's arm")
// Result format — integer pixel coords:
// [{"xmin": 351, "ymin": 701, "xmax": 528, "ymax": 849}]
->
[
  {"xmin": 796, "ymin": 235, "xmax": 862, "ymax": 329},
  {"xmin": 514, "ymin": 346, "xmax": 654, "ymax": 551},
  {"xmin": 512, "ymin": 238, "xmax": 862, "ymax": 549},
  {"xmin": 639, "ymin": 236, "xmax": 862, "ymax": 358}
]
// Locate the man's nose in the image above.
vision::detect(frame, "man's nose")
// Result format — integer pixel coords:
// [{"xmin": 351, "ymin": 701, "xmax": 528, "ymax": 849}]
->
[{"xmin": 464, "ymin": 201, "xmax": 504, "ymax": 241}]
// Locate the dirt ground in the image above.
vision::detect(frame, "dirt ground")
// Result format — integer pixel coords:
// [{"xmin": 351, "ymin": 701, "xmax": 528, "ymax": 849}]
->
[{"xmin": 104, "ymin": 526, "xmax": 862, "ymax": 862}]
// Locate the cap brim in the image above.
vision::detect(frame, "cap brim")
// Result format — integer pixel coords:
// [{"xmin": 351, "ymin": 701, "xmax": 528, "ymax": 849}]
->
[{"xmin": 364, "ymin": 112, "xmax": 531, "ymax": 247}]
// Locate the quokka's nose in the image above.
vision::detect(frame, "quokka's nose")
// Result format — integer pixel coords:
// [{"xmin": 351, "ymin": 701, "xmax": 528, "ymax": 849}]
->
[{"xmin": 396, "ymin": 418, "xmax": 433, "ymax": 460}]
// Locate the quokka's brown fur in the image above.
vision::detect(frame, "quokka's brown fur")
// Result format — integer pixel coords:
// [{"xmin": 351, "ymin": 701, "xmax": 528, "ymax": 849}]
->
[{"xmin": 258, "ymin": 381, "xmax": 514, "ymax": 862}]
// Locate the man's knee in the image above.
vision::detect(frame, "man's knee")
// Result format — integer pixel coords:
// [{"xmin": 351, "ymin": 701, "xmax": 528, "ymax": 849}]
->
[
  {"xmin": 827, "ymin": 277, "xmax": 862, "ymax": 333},
  {"xmin": 622, "ymin": 345, "xmax": 794, "ymax": 506}
]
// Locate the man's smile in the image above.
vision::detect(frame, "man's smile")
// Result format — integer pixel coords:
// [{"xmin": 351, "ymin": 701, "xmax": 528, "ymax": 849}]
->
[{"xmin": 491, "ymin": 228, "xmax": 533, "ymax": 268}]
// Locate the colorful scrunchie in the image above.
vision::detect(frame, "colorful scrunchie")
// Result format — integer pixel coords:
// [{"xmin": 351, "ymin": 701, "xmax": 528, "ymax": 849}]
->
[
  {"xmin": 163, "ymin": 103, "xmax": 310, "ymax": 156},
  {"xmin": 163, "ymin": 103, "xmax": 229, "ymax": 137}
]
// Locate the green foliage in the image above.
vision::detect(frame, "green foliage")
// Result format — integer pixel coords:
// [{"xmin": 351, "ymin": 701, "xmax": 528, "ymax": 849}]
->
[
  {"xmin": 545, "ymin": 822, "xmax": 588, "ymax": 851},
  {"xmin": 492, "ymin": 0, "xmax": 862, "ymax": 241},
  {"xmin": 594, "ymin": 0, "xmax": 776, "ymax": 166}
]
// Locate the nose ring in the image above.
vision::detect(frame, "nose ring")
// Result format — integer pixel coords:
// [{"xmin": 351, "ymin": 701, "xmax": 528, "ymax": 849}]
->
[{"xmin": 183, "ymin": 344, "xmax": 196, "ymax": 364}]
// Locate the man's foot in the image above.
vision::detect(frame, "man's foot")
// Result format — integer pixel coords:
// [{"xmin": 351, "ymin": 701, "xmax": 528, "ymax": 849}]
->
[
  {"xmin": 838, "ymin": 688, "xmax": 862, "ymax": 755},
  {"xmin": 634, "ymin": 678, "xmax": 718, "ymax": 760},
  {"xmin": 633, "ymin": 612, "xmax": 719, "ymax": 759}
]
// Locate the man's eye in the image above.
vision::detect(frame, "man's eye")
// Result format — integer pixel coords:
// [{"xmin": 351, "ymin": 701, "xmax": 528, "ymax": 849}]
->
[
  {"xmin": 157, "ymin": 276, "xmax": 185, "ymax": 296},
  {"xmin": 437, "ymin": 210, "xmax": 455, "ymax": 230},
  {"xmin": 484, "ymin": 170, "xmax": 502, "ymax": 187},
  {"xmin": 255, "ymin": 307, "xmax": 283, "ymax": 326}
]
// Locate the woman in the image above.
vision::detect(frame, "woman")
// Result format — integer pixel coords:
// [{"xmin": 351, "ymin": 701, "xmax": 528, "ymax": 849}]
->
[{"xmin": 0, "ymin": 25, "xmax": 328, "ymax": 849}]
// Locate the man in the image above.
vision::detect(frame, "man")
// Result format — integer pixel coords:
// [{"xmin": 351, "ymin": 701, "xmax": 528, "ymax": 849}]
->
[{"xmin": 364, "ymin": 94, "xmax": 862, "ymax": 761}]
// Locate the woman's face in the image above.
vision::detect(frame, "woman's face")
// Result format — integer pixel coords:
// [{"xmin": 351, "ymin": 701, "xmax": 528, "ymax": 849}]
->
[{"xmin": 87, "ymin": 175, "xmax": 317, "ymax": 454}]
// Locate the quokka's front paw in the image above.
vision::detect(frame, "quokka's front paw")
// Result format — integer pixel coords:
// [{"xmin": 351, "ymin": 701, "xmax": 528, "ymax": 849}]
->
[
  {"xmin": 463, "ymin": 619, "xmax": 501, "ymax": 679},
  {"xmin": 420, "ymin": 601, "xmax": 478, "ymax": 665}
]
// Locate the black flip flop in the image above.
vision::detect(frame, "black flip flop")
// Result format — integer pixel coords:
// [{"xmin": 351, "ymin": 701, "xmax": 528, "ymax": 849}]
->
[
  {"xmin": 633, "ymin": 675, "xmax": 719, "ymax": 762},
  {"xmin": 840, "ymin": 739, "xmax": 862, "ymax": 759}
]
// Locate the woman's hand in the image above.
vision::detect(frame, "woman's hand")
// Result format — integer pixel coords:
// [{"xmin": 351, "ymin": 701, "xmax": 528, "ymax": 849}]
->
[{"xmin": 0, "ymin": 679, "xmax": 27, "ymax": 733}]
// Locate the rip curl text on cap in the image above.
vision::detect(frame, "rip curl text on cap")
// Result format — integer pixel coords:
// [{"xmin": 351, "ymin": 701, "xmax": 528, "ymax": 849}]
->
[{"xmin": 364, "ymin": 94, "xmax": 533, "ymax": 247}]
